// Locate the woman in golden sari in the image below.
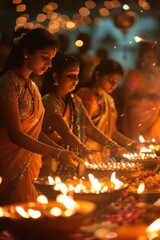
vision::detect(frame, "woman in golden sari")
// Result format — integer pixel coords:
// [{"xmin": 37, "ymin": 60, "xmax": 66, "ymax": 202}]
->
[
  {"xmin": 122, "ymin": 42, "xmax": 160, "ymax": 142},
  {"xmin": 0, "ymin": 28, "xmax": 82, "ymax": 205},
  {"xmin": 41, "ymin": 53, "xmax": 128, "ymax": 172},
  {"xmin": 77, "ymin": 59, "xmax": 137, "ymax": 158}
]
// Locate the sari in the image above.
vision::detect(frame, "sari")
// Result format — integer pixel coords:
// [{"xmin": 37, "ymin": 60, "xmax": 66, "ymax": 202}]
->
[
  {"xmin": 77, "ymin": 87, "xmax": 117, "ymax": 158},
  {"xmin": 123, "ymin": 68, "xmax": 160, "ymax": 142},
  {"xmin": 42, "ymin": 92, "xmax": 86, "ymax": 176},
  {"xmin": 0, "ymin": 70, "xmax": 44, "ymax": 205}
]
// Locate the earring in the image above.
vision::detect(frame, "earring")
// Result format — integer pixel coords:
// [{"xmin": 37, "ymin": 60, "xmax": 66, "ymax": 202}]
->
[
  {"xmin": 53, "ymin": 80, "xmax": 59, "ymax": 86},
  {"xmin": 24, "ymin": 55, "xmax": 28, "ymax": 62}
]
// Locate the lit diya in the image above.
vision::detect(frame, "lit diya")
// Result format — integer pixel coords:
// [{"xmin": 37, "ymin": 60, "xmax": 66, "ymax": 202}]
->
[
  {"xmin": 33, "ymin": 173, "xmax": 127, "ymax": 206},
  {"xmin": 123, "ymin": 146, "xmax": 160, "ymax": 170},
  {"xmin": 94, "ymin": 218, "xmax": 160, "ymax": 240},
  {"xmin": 128, "ymin": 181, "xmax": 160, "ymax": 203},
  {"xmin": 0, "ymin": 194, "xmax": 96, "ymax": 240},
  {"xmin": 84, "ymin": 161, "xmax": 142, "ymax": 180}
]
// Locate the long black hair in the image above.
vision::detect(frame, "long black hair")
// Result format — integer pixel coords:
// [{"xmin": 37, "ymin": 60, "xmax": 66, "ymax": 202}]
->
[{"xmin": 1, "ymin": 28, "xmax": 59, "ymax": 76}]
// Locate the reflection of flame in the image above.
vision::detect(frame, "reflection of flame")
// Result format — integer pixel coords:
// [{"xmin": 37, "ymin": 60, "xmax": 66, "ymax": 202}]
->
[
  {"xmin": 110, "ymin": 172, "xmax": 124, "ymax": 189},
  {"xmin": 137, "ymin": 182, "xmax": 145, "ymax": 194},
  {"xmin": 146, "ymin": 218, "xmax": 160, "ymax": 233},
  {"xmin": 0, "ymin": 176, "xmax": 2, "ymax": 184}
]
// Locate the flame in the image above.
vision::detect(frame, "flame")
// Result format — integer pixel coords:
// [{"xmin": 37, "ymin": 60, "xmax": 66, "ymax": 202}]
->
[
  {"xmin": 48, "ymin": 176, "xmax": 55, "ymax": 185},
  {"xmin": 146, "ymin": 218, "xmax": 160, "ymax": 233},
  {"xmin": 15, "ymin": 206, "xmax": 30, "ymax": 218},
  {"xmin": 56, "ymin": 194, "xmax": 80, "ymax": 214},
  {"xmin": 88, "ymin": 174, "xmax": 102, "ymax": 193},
  {"xmin": 50, "ymin": 207, "xmax": 62, "ymax": 216},
  {"xmin": 37, "ymin": 195, "xmax": 48, "ymax": 204},
  {"xmin": 28, "ymin": 209, "xmax": 41, "ymax": 219},
  {"xmin": 0, "ymin": 176, "xmax": 2, "ymax": 184},
  {"xmin": 137, "ymin": 182, "xmax": 145, "ymax": 194},
  {"xmin": 110, "ymin": 172, "xmax": 124, "ymax": 189},
  {"xmin": 139, "ymin": 135, "xmax": 145, "ymax": 143}
]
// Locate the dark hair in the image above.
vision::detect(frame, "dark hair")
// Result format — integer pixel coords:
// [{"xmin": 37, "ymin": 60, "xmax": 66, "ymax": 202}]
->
[
  {"xmin": 41, "ymin": 52, "xmax": 80, "ymax": 96},
  {"xmin": 1, "ymin": 28, "xmax": 59, "ymax": 75},
  {"xmin": 85, "ymin": 59, "xmax": 124, "ymax": 87}
]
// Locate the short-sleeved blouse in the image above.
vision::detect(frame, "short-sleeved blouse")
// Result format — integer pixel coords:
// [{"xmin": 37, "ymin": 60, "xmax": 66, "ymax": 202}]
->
[{"xmin": 0, "ymin": 70, "xmax": 34, "ymax": 126}]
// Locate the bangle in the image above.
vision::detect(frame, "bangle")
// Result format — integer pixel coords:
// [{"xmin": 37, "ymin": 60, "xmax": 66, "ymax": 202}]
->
[
  {"xmin": 52, "ymin": 149, "xmax": 63, "ymax": 162},
  {"xmin": 56, "ymin": 149, "xmax": 63, "ymax": 162},
  {"xmin": 105, "ymin": 140, "xmax": 118, "ymax": 149},
  {"xmin": 73, "ymin": 143, "xmax": 90, "ymax": 156}
]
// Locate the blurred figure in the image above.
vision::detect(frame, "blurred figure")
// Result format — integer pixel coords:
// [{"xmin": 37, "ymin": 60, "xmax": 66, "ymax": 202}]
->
[
  {"xmin": 122, "ymin": 42, "xmax": 160, "ymax": 142},
  {"xmin": 77, "ymin": 59, "xmax": 137, "ymax": 159},
  {"xmin": 72, "ymin": 32, "xmax": 97, "ymax": 90},
  {"xmin": 95, "ymin": 46, "xmax": 108, "ymax": 61},
  {"xmin": 57, "ymin": 33, "xmax": 70, "ymax": 53}
]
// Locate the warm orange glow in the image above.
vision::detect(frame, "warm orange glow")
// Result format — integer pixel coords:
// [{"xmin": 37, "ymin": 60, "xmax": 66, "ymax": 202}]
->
[
  {"xmin": 37, "ymin": 195, "xmax": 48, "ymax": 204},
  {"xmin": 99, "ymin": 8, "xmax": 110, "ymax": 16},
  {"xmin": 75, "ymin": 40, "xmax": 83, "ymax": 47},
  {"xmin": 16, "ymin": 4, "xmax": 26, "ymax": 12},
  {"xmin": 66, "ymin": 21, "xmax": 76, "ymax": 29},
  {"xmin": 146, "ymin": 218, "xmax": 160, "ymax": 233},
  {"xmin": 36, "ymin": 13, "xmax": 47, "ymax": 22},
  {"xmin": 12, "ymin": 0, "xmax": 21, "ymax": 4},
  {"xmin": 79, "ymin": 7, "xmax": 90, "ymax": 17},
  {"xmin": 137, "ymin": 182, "xmax": 145, "ymax": 194},
  {"xmin": 85, "ymin": 1, "xmax": 96, "ymax": 9}
]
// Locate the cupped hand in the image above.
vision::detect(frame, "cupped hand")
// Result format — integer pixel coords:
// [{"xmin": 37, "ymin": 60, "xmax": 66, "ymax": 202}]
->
[
  {"xmin": 110, "ymin": 145, "xmax": 130, "ymax": 157},
  {"xmin": 59, "ymin": 150, "xmax": 84, "ymax": 168},
  {"xmin": 81, "ymin": 150, "xmax": 102, "ymax": 164}
]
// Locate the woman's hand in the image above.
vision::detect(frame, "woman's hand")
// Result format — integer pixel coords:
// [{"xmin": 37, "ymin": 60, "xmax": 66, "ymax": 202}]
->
[
  {"xmin": 81, "ymin": 150, "xmax": 102, "ymax": 164},
  {"xmin": 59, "ymin": 150, "xmax": 84, "ymax": 168},
  {"xmin": 110, "ymin": 144, "xmax": 130, "ymax": 158}
]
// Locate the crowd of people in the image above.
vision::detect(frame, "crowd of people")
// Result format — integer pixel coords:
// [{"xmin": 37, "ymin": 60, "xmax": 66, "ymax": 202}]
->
[{"xmin": 0, "ymin": 27, "xmax": 159, "ymax": 206}]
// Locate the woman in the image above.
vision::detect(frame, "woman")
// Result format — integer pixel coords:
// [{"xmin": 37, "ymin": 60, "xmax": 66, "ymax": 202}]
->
[
  {"xmin": 77, "ymin": 59, "xmax": 137, "ymax": 156},
  {"xmin": 41, "ymin": 53, "xmax": 127, "ymax": 170},
  {"xmin": 122, "ymin": 42, "xmax": 160, "ymax": 142},
  {"xmin": 0, "ymin": 28, "xmax": 82, "ymax": 205}
]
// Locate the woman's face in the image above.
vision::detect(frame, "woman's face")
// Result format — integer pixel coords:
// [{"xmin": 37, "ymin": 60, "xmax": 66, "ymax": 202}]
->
[
  {"xmin": 141, "ymin": 48, "xmax": 157, "ymax": 69},
  {"xmin": 25, "ymin": 47, "xmax": 57, "ymax": 75},
  {"xmin": 98, "ymin": 73, "xmax": 121, "ymax": 94},
  {"xmin": 55, "ymin": 65, "xmax": 79, "ymax": 93}
]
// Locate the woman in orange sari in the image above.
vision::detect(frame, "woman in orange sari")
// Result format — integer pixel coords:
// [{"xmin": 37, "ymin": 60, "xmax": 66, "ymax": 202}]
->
[
  {"xmin": 77, "ymin": 59, "xmax": 137, "ymax": 160},
  {"xmin": 0, "ymin": 28, "xmax": 82, "ymax": 205},
  {"xmin": 122, "ymin": 42, "xmax": 160, "ymax": 142},
  {"xmin": 41, "ymin": 53, "xmax": 128, "ymax": 174}
]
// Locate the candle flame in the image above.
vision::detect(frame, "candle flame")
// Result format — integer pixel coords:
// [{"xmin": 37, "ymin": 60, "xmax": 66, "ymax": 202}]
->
[
  {"xmin": 134, "ymin": 36, "xmax": 142, "ymax": 42},
  {"xmin": 139, "ymin": 135, "xmax": 145, "ymax": 143},
  {"xmin": 28, "ymin": 209, "xmax": 41, "ymax": 219},
  {"xmin": 37, "ymin": 195, "xmax": 48, "ymax": 204},
  {"xmin": 15, "ymin": 206, "xmax": 30, "ymax": 218},
  {"xmin": 56, "ymin": 194, "xmax": 80, "ymax": 214},
  {"xmin": 137, "ymin": 182, "xmax": 145, "ymax": 194},
  {"xmin": 110, "ymin": 172, "xmax": 124, "ymax": 189},
  {"xmin": 48, "ymin": 176, "xmax": 55, "ymax": 185},
  {"xmin": 146, "ymin": 218, "xmax": 160, "ymax": 233}
]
